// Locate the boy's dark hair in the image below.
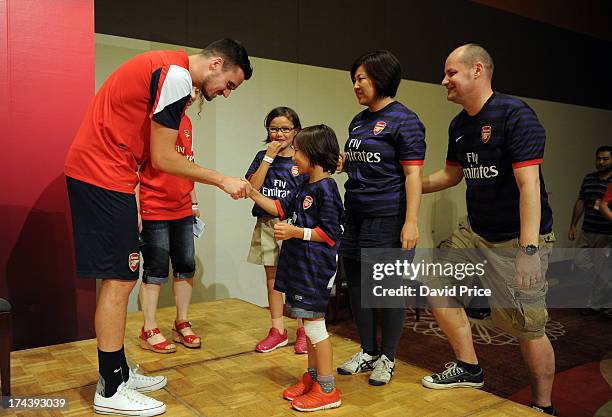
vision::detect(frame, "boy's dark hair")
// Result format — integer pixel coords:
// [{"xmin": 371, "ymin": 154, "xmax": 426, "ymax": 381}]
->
[
  {"xmin": 294, "ymin": 124, "xmax": 339, "ymax": 174},
  {"xmin": 596, "ymin": 145, "xmax": 612, "ymax": 155},
  {"xmin": 350, "ymin": 50, "xmax": 401, "ymax": 98},
  {"xmin": 263, "ymin": 107, "xmax": 302, "ymax": 143},
  {"xmin": 201, "ymin": 38, "xmax": 253, "ymax": 80}
]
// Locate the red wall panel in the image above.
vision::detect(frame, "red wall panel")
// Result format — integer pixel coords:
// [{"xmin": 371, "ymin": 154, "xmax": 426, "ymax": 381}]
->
[{"xmin": 0, "ymin": 0, "xmax": 96, "ymax": 349}]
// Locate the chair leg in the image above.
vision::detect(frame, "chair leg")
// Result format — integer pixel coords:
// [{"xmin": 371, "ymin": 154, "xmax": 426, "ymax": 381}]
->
[{"xmin": 0, "ymin": 312, "xmax": 11, "ymax": 396}]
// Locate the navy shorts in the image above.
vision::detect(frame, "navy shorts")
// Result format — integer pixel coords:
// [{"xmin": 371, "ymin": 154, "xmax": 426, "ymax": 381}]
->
[
  {"xmin": 66, "ymin": 176, "xmax": 140, "ymax": 280},
  {"xmin": 141, "ymin": 216, "xmax": 195, "ymax": 285}
]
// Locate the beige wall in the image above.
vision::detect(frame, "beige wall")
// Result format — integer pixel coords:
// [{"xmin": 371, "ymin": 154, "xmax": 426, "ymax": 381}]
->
[{"xmin": 95, "ymin": 34, "xmax": 612, "ymax": 312}]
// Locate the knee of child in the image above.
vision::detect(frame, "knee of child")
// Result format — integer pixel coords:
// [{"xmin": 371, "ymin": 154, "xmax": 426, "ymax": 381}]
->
[{"xmin": 303, "ymin": 319, "xmax": 329, "ymax": 345}]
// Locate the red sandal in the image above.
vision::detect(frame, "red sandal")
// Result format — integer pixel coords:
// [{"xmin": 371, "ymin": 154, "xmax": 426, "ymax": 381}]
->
[
  {"xmin": 139, "ymin": 326, "xmax": 177, "ymax": 354},
  {"xmin": 172, "ymin": 320, "xmax": 201, "ymax": 348}
]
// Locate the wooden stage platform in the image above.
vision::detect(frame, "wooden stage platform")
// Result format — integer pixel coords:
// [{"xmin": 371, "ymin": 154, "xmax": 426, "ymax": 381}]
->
[{"xmin": 5, "ymin": 299, "xmax": 542, "ymax": 416}]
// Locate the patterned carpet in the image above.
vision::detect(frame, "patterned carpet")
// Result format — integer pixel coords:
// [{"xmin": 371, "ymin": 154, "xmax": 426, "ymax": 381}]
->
[{"xmin": 329, "ymin": 308, "xmax": 612, "ymax": 416}]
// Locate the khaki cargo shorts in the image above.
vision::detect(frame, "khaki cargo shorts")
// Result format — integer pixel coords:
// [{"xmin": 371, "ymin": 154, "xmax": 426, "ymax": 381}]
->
[
  {"xmin": 247, "ymin": 216, "xmax": 283, "ymax": 266},
  {"xmin": 425, "ymin": 218, "xmax": 556, "ymax": 340}
]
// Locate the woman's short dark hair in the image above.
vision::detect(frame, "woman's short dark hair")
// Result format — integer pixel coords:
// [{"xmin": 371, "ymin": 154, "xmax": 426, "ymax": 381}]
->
[
  {"xmin": 294, "ymin": 125, "xmax": 339, "ymax": 174},
  {"xmin": 263, "ymin": 107, "xmax": 302, "ymax": 143},
  {"xmin": 201, "ymin": 38, "xmax": 253, "ymax": 80},
  {"xmin": 350, "ymin": 50, "xmax": 402, "ymax": 98}
]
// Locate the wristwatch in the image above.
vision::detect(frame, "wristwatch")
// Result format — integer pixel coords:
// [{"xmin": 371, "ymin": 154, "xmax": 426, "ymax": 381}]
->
[{"xmin": 520, "ymin": 244, "xmax": 539, "ymax": 256}]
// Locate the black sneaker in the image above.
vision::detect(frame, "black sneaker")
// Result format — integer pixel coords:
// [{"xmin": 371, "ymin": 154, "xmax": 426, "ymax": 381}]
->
[
  {"xmin": 531, "ymin": 405, "xmax": 557, "ymax": 416},
  {"xmin": 421, "ymin": 362, "xmax": 484, "ymax": 389}
]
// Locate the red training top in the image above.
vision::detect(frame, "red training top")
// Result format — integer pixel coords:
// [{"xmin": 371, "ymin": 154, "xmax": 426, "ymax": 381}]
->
[
  {"xmin": 65, "ymin": 50, "xmax": 192, "ymax": 194},
  {"xmin": 139, "ymin": 116, "xmax": 195, "ymax": 220}
]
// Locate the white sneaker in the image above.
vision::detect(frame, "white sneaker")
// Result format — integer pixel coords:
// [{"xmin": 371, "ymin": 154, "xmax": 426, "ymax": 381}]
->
[
  {"xmin": 94, "ymin": 382, "xmax": 166, "ymax": 416},
  {"xmin": 337, "ymin": 350, "xmax": 379, "ymax": 375},
  {"xmin": 126, "ymin": 367, "xmax": 167, "ymax": 393},
  {"xmin": 369, "ymin": 354, "xmax": 395, "ymax": 386}
]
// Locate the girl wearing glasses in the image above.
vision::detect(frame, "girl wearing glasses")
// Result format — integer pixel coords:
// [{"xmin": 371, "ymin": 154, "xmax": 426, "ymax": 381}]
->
[{"xmin": 246, "ymin": 107, "xmax": 309, "ymax": 354}]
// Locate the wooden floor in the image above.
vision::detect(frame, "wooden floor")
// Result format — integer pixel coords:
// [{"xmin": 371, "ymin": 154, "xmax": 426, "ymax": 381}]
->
[{"xmin": 5, "ymin": 299, "xmax": 542, "ymax": 416}]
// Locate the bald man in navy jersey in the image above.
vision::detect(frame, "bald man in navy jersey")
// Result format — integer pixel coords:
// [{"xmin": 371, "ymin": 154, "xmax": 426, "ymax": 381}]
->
[{"xmin": 420, "ymin": 44, "xmax": 557, "ymax": 416}]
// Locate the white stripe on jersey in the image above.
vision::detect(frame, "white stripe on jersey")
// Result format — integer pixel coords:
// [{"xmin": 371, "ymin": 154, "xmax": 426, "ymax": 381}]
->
[{"xmin": 154, "ymin": 65, "xmax": 192, "ymax": 115}]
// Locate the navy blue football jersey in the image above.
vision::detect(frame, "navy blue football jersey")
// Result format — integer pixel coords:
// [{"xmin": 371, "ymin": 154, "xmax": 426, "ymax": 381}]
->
[
  {"xmin": 246, "ymin": 150, "xmax": 308, "ymax": 217},
  {"xmin": 344, "ymin": 101, "xmax": 426, "ymax": 217},
  {"xmin": 273, "ymin": 178, "xmax": 344, "ymax": 313},
  {"xmin": 446, "ymin": 92, "xmax": 553, "ymax": 242}
]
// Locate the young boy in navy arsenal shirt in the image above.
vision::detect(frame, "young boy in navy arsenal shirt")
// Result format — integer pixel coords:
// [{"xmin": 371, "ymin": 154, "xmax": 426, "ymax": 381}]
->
[{"xmin": 249, "ymin": 124, "xmax": 344, "ymax": 412}]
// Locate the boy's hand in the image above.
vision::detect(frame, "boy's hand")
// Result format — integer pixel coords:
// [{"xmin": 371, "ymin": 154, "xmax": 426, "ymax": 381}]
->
[
  {"xmin": 274, "ymin": 222, "xmax": 299, "ymax": 241},
  {"xmin": 220, "ymin": 176, "xmax": 251, "ymax": 199}
]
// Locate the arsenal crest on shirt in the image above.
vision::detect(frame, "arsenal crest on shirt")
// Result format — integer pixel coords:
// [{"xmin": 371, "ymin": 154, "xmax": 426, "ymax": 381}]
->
[
  {"xmin": 128, "ymin": 252, "xmax": 140, "ymax": 272},
  {"xmin": 373, "ymin": 121, "xmax": 387, "ymax": 135},
  {"xmin": 303, "ymin": 195, "xmax": 313, "ymax": 210},
  {"xmin": 291, "ymin": 165, "xmax": 299, "ymax": 176},
  {"xmin": 184, "ymin": 130, "xmax": 191, "ymax": 140},
  {"xmin": 481, "ymin": 125, "xmax": 491, "ymax": 143}
]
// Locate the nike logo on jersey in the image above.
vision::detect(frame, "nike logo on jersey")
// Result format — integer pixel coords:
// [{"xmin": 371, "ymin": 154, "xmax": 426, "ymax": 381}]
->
[
  {"xmin": 455, "ymin": 135, "xmax": 464, "ymax": 142},
  {"xmin": 113, "ymin": 368, "xmax": 121, "ymax": 374},
  {"xmin": 352, "ymin": 125, "xmax": 362, "ymax": 131}
]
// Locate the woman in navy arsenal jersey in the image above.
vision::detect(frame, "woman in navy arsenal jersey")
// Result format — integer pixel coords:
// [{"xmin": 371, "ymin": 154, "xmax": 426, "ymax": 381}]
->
[
  {"xmin": 246, "ymin": 107, "xmax": 309, "ymax": 354},
  {"xmin": 249, "ymin": 125, "xmax": 344, "ymax": 412},
  {"xmin": 336, "ymin": 50, "xmax": 426, "ymax": 386}
]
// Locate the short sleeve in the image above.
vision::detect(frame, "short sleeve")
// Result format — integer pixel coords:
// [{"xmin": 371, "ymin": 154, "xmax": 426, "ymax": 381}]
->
[
  {"xmin": 274, "ymin": 188, "xmax": 299, "ymax": 221},
  {"xmin": 505, "ymin": 104, "xmax": 546, "ymax": 169},
  {"xmin": 246, "ymin": 151, "xmax": 264, "ymax": 179},
  {"xmin": 397, "ymin": 114, "xmax": 426, "ymax": 166},
  {"xmin": 313, "ymin": 183, "xmax": 343, "ymax": 247},
  {"xmin": 445, "ymin": 118, "xmax": 460, "ymax": 166},
  {"xmin": 150, "ymin": 65, "xmax": 192, "ymax": 130}
]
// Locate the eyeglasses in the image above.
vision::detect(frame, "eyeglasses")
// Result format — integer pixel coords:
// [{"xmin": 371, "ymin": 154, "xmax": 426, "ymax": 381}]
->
[{"xmin": 268, "ymin": 127, "xmax": 295, "ymax": 134}]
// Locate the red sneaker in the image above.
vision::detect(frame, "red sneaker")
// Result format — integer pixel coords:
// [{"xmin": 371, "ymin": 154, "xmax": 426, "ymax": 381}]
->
[
  {"xmin": 294, "ymin": 327, "xmax": 308, "ymax": 354},
  {"xmin": 255, "ymin": 327, "xmax": 288, "ymax": 353},
  {"xmin": 291, "ymin": 382, "xmax": 341, "ymax": 412},
  {"xmin": 283, "ymin": 372, "xmax": 315, "ymax": 401}
]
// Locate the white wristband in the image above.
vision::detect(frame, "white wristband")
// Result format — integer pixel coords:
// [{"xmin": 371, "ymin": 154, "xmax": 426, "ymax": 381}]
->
[
  {"xmin": 263, "ymin": 155, "xmax": 275, "ymax": 164},
  {"xmin": 303, "ymin": 228, "xmax": 312, "ymax": 241},
  {"xmin": 192, "ymin": 203, "xmax": 199, "ymax": 210}
]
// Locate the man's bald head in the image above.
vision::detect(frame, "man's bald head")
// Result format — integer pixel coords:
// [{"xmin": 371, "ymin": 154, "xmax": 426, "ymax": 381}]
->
[
  {"xmin": 442, "ymin": 43, "xmax": 495, "ymax": 113},
  {"xmin": 454, "ymin": 44, "xmax": 494, "ymax": 79}
]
